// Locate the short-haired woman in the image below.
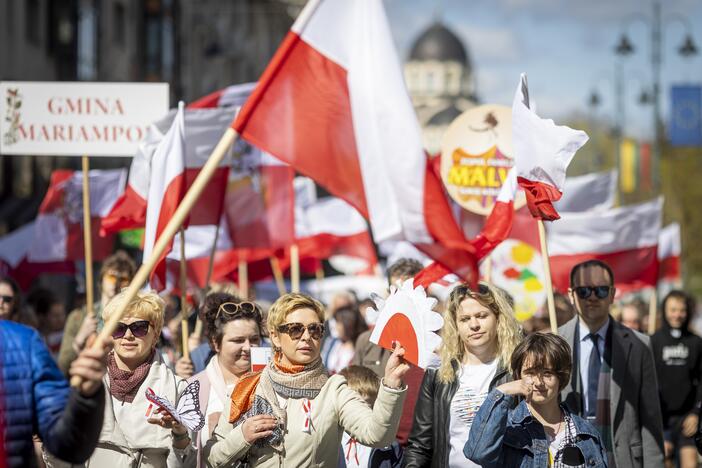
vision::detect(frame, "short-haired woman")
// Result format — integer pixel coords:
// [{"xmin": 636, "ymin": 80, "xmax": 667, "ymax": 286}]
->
[
  {"xmin": 205, "ymin": 292, "xmax": 409, "ymax": 467},
  {"xmin": 47, "ymin": 290, "xmax": 190, "ymax": 467},
  {"xmin": 184, "ymin": 292, "xmax": 264, "ymax": 467},
  {"xmin": 404, "ymin": 282, "xmax": 522, "ymax": 468},
  {"xmin": 464, "ymin": 332, "xmax": 608, "ymax": 467}
]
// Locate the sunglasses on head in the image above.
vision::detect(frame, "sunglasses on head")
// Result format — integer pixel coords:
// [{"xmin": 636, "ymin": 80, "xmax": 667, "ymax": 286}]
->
[
  {"xmin": 0, "ymin": 295, "xmax": 14, "ymax": 304},
  {"xmin": 104, "ymin": 273, "xmax": 131, "ymax": 287},
  {"xmin": 112, "ymin": 320, "xmax": 151, "ymax": 339},
  {"xmin": 216, "ymin": 301, "xmax": 261, "ymax": 320},
  {"xmin": 574, "ymin": 286, "xmax": 611, "ymax": 299},
  {"xmin": 276, "ymin": 322, "xmax": 325, "ymax": 341}
]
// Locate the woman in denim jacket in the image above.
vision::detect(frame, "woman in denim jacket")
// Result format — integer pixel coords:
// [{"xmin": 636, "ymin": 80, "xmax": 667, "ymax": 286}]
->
[{"xmin": 464, "ymin": 332, "xmax": 608, "ymax": 467}]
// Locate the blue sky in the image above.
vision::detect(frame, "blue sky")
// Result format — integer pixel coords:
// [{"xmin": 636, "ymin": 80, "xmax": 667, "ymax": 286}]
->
[{"xmin": 385, "ymin": 0, "xmax": 702, "ymax": 139}]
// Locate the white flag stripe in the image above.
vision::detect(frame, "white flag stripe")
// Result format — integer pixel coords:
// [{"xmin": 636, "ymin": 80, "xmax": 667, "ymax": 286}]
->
[
  {"xmin": 28, "ymin": 214, "xmax": 67, "ymax": 263},
  {"xmin": 0, "ymin": 222, "xmax": 35, "ymax": 267},
  {"xmin": 295, "ymin": 197, "xmax": 368, "ymax": 239},
  {"xmin": 547, "ymin": 197, "xmax": 662, "ymax": 256},
  {"xmin": 554, "ymin": 170, "xmax": 617, "ymax": 213},
  {"xmin": 658, "ymin": 223, "xmax": 681, "ymax": 259}
]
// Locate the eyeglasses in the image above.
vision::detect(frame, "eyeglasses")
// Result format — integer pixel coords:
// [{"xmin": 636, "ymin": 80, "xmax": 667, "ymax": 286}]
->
[
  {"xmin": 276, "ymin": 322, "xmax": 325, "ymax": 341},
  {"xmin": 522, "ymin": 368, "xmax": 558, "ymax": 382},
  {"xmin": 112, "ymin": 320, "xmax": 151, "ymax": 339},
  {"xmin": 104, "ymin": 273, "xmax": 131, "ymax": 288},
  {"xmin": 0, "ymin": 295, "xmax": 14, "ymax": 304},
  {"xmin": 216, "ymin": 301, "xmax": 261, "ymax": 320},
  {"xmin": 574, "ymin": 286, "xmax": 611, "ymax": 299}
]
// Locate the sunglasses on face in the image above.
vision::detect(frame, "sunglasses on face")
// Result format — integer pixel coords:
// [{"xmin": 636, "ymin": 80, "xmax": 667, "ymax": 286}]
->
[
  {"xmin": 104, "ymin": 273, "xmax": 131, "ymax": 287},
  {"xmin": 216, "ymin": 301, "xmax": 261, "ymax": 320},
  {"xmin": 574, "ymin": 286, "xmax": 611, "ymax": 299},
  {"xmin": 0, "ymin": 295, "xmax": 14, "ymax": 304},
  {"xmin": 112, "ymin": 320, "xmax": 151, "ymax": 339},
  {"xmin": 276, "ymin": 322, "xmax": 325, "ymax": 341}
]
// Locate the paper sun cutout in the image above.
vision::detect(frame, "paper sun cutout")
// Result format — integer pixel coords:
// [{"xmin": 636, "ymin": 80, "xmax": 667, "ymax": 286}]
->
[{"xmin": 369, "ymin": 279, "xmax": 443, "ymax": 368}]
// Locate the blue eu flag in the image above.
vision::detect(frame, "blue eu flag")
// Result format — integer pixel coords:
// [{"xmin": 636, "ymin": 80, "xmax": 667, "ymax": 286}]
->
[{"xmin": 670, "ymin": 85, "xmax": 702, "ymax": 147}]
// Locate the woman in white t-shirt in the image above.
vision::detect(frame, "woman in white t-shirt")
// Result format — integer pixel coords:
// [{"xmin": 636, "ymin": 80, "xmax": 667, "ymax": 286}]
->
[
  {"xmin": 404, "ymin": 282, "xmax": 522, "ymax": 468},
  {"xmin": 184, "ymin": 293, "xmax": 264, "ymax": 468}
]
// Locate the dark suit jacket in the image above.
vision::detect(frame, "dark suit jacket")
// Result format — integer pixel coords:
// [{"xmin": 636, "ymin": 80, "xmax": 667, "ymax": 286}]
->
[{"xmin": 559, "ymin": 316, "xmax": 664, "ymax": 468}]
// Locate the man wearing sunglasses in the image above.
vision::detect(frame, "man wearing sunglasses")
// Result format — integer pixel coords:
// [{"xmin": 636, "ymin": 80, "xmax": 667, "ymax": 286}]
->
[{"xmin": 559, "ymin": 259, "xmax": 664, "ymax": 468}]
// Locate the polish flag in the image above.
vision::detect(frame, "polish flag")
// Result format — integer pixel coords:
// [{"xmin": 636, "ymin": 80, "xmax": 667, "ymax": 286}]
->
[
  {"xmin": 292, "ymin": 177, "xmax": 377, "ymax": 276},
  {"xmin": 546, "ymin": 198, "xmax": 663, "ymax": 292},
  {"xmin": 100, "ymin": 105, "xmax": 234, "ymax": 235},
  {"xmin": 28, "ymin": 169, "xmax": 126, "ymax": 263},
  {"xmin": 512, "ymin": 73, "xmax": 589, "ymax": 221},
  {"xmin": 554, "ymin": 170, "xmax": 617, "ymax": 213},
  {"xmin": 232, "ymin": 0, "xmax": 479, "ymax": 283},
  {"xmin": 143, "ymin": 103, "xmax": 187, "ymax": 291},
  {"xmin": 658, "ymin": 223, "xmax": 681, "ymax": 283}
]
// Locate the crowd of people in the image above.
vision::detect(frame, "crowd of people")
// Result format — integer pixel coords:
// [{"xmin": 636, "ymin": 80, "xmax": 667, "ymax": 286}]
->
[{"xmin": 1, "ymin": 253, "xmax": 702, "ymax": 468}]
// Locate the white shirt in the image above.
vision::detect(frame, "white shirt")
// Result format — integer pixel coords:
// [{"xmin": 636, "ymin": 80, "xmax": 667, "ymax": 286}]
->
[
  {"xmin": 448, "ymin": 359, "xmax": 498, "ymax": 468},
  {"xmin": 341, "ymin": 432, "xmax": 372, "ymax": 468},
  {"xmin": 578, "ymin": 317, "xmax": 609, "ymax": 416},
  {"xmin": 547, "ymin": 427, "xmax": 566, "ymax": 465}
]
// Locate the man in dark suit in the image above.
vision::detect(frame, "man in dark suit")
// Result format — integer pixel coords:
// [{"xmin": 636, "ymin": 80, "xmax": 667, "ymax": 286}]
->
[{"xmin": 559, "ymin": 259, "xmax": 664, "ymax": 468}]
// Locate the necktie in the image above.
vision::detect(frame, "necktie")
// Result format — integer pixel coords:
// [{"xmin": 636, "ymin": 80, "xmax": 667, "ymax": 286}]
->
[{"xmin": 587, "ymin": 333, "xmax": 601, "ymax": 418}]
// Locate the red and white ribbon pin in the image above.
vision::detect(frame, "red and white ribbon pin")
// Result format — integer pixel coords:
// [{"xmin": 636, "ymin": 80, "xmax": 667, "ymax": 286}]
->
[{"xmin": 301, "ymin": 398, "xmax": 314, "ymax": 434}]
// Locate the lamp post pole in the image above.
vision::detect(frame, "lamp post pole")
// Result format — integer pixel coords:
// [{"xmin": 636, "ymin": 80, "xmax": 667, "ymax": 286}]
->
[{"xmin": 651, "ymin": 0, "xmax": 662, "ymax": 191}]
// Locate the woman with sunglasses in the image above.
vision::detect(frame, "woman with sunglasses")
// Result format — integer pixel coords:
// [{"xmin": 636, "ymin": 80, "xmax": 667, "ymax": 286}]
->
[
  {"xmin": 46, "ymin": 290, "xmax": 190, "ymax": 467},
  {"xmin": 183, "ymin": 293, "xmax": 264, "ymax": 468},
  {"xmin": 404, "ymin": 282, "xmax": 522, "ymax": 468},
  {"xmin": 205, "ymin": 292, "xmax": 409, "ymax": 467},
  {"xmin": 464, "ymin": 333, "xmax": 608, "ymax": 467}
]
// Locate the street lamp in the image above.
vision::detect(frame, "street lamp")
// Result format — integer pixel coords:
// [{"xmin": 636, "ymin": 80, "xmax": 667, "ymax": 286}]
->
[{"xmin": 614, "ymin": 2, "xmax": 699, "ymax": 192}]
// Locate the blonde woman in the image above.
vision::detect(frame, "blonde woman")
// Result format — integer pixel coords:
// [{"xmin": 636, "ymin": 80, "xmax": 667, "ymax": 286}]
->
[
  {"xmin": 404, "ymin": 282, "xmax": 522, "ymax": 468},
  {"xmin": 205, "ymin": 293, "xmax": 409, "ymax": 467},
  {"xmin": 46, "ymin": 290, "xmax": 189, "ymax": 467}
]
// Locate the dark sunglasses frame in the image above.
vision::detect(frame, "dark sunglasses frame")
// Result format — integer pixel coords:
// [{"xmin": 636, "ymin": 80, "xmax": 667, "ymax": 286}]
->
[
  {"xmin": 216, "ymin": 301, "xmax": 261, "ymax": 320},
  {"xmin": 276, "ymin": 322, "xmax": 325, "ymax": 341},
  {"xmin": 0, "ymin": 294, "xmax": 14, "ymax": 304},
  {"xmin": 112, "ymin": 320, "xmax": 151, "ymax": 339},
  {"xmin": 574, "ymin": 286, "xmax": 611, "ymax": 299}
]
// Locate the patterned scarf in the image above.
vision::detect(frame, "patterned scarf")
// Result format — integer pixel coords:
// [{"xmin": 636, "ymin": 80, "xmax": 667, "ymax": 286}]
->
[
  {"xmin": 229, "ymin": 353, "xmax": 328, "ymax": 451},
  {"xmin": 107, "ymin": 350, "xmax": 154, "ymax": 403}
]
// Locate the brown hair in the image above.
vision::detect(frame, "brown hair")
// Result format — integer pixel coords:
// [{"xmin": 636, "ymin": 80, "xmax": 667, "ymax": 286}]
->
[
  {"xmin": 511, "ymin": 332, "xmax": 572, "ymax": 391},
  {"xmin": 339, "ymin": 365, "xmax": 380, "ymax": 405},
  {"xmin": 387, "ymin": 258, "xmax": 423, "ymax": 285},
  {"xmin": 203, "ymin": 292, "xmax": 263, "ymax": 348},
  {"xmin": 334, "ymin": 305, "xmax": 367, "ymax": 344},
  {"xmin": 99, "ymin": 250, "xmax": 137, "ymax": 281}
]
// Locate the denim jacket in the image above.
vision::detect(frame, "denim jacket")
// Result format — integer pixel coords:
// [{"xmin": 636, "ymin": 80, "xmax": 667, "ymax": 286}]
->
[{"xmin": 464, "ymin": 389, "xmax": 608, "ymax": 467}]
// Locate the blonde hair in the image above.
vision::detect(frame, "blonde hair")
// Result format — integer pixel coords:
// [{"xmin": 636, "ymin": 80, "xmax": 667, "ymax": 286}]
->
[
  {"xmin": 438, "ymin": 282, "xmax": 522, "ymax": 384},
  {"xmin": 339, "ymin": 365, "xmax": 380, "ymax": 405},
  {"xmin": 267, "ymin": 293, "xmax": 325, "ymax": 332},
  {"xmin": 102, "ymin": 290, "xmax": 166, "ymax": 337}
]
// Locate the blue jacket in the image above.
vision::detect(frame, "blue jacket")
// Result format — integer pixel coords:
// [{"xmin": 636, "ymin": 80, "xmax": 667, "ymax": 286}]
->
[
  {"xmin": 0, "ymin": 320, "xmax": 104, "ymax": 468},
  {"xmin": 464, "ymin": 389, "xmax": 608, "ymax": 467}
]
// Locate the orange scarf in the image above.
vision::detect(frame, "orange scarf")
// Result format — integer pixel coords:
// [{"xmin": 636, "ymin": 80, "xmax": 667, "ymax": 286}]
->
[{"xmin": 229, "ymin": 354, "xmax": 305, "ymax": 423}]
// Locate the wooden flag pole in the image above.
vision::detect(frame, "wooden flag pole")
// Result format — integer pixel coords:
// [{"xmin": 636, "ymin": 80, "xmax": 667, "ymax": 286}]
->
[
  {"xmin": 238, "ymin": 260, "xmax": 248, "ymax": 299},
  {"xmin": 537, "ymin": 219, "xmax": 558, "ymax": 334},
  {"xmin": 315, "ymin": 265, "xmax": 324, "ymax": 297},
  {"xmin": 71, "ymin": 128, "xmax": 239, "ymax": 388},
  {"xmin": 648, "ymin": 288, "xmax": 658, "ymax": 335},
  {"xmin": 483, "ymin": 255, "xmax": 493, "ymax": 284},
  {"xmin": 81, "ymin": 156, "xmax": 95, "ymax": 318},
  {"xmin": 179, "ymin": 228, "xmax": 190, "ymax": 360},
  {"xmin": 270, "ymin": 257, "xmax": 286, "ymax": 296},
  {"xmin": 193, "ymin": 223, "xmax": 221, "ymax": 344},
  {"xmin": 290, "ymin": 244, "xmax": 300, "ymax": 293}
]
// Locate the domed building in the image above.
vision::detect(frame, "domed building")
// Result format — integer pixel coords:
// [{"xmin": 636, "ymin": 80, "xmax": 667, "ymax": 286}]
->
[{"xmin": 404, "ymin": 22, "xmax": 478, "ymax": 154}]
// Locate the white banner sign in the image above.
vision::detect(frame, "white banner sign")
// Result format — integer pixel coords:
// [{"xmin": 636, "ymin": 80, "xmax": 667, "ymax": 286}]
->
[{"xmin": 0, "ymin": 81, "xmax": 169, "ymax": 157}]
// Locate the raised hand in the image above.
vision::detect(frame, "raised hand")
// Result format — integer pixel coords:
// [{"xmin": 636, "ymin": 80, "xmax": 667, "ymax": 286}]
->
[
  {"xmin": 383, "ymin": 341, "xmax": 410, "ymax": 390},
  {"xmin": 496, "ymin": 378, "xmax": 534, "ymax": 403}
]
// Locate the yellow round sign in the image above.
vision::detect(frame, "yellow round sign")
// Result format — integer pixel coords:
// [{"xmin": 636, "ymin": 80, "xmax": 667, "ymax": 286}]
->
[{"xmin": 440, "ymin": 104, "xmax": 525, "ymax": 215}]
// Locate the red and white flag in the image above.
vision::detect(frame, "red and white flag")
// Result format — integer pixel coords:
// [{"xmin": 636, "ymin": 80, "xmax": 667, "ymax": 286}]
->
[
  {"xmin": 546, "ymin": 198, "xmax": 663, "ymax": 292},
  {"xmin": 28, "ymin": 169, "xmax": 126, "ymax": 263},
  {"xmin": 658, "ymin": 223, "xmax": 681, "ymax": 283},
  {"xmin": 512, "ymin": 73, "xmax": 589, "ymax": 221},
  {"xmin": 554, "ymin": 170, "xmax": 617, "ymax": 213},
  {"xmin": 143, "ymin": 103, "xmax": 187, "ymax": 291},
  {"xmin": 100, "ymin": 104, "xmax": 234, "ymax": 235},
  {"xmin": 292, "ymin": 177, "xmax": 377, "ymax": 276},
  {"xmin": 232, "ymin": 0, "xmax": 480, "ymax": 282}
]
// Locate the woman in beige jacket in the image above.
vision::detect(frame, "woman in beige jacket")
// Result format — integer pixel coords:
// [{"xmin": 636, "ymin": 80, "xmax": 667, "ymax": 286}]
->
[
  {"xmin": 46, "ymin": 290, "xmax": 191, "ymax": 468},
  {"xmin": 205, "ymin": 293, "xmax": 409, "ymax": 467}
]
